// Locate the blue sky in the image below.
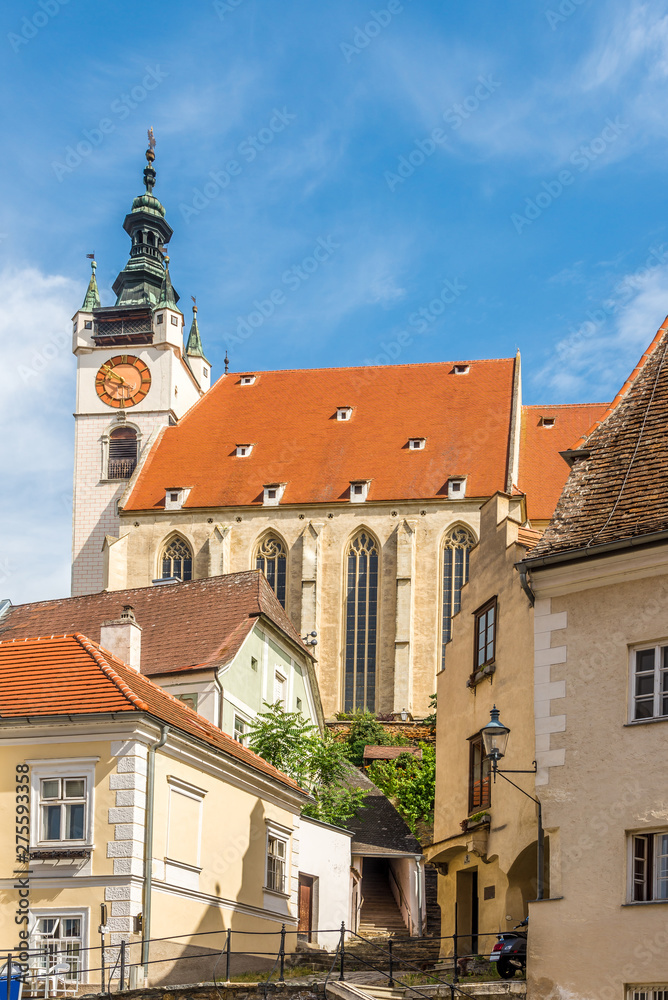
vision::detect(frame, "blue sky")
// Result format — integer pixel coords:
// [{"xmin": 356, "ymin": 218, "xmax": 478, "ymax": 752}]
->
[{"xmin": 3, "ymin": 0, "xmax": 668, "ymax": 603}]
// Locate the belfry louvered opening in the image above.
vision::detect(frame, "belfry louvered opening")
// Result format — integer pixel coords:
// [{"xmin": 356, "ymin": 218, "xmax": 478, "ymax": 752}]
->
[{"xmin": 108, "ymin": 427, "xmax": 137, "ymax": 480}]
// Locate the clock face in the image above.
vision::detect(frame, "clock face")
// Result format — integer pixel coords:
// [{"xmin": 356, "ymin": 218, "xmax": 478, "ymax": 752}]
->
[{"xmin": 95, "ymin": 355, "xmax": 151, "ymax": 408}]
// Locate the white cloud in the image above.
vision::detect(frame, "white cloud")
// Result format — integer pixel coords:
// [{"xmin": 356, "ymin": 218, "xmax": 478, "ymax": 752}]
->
[
  {"xmin": 0, "ymin": 266, "xmax": 80, "ymax": 606},
  {"xmin": 534, "ymin": 253, "xmax": 668, "ymax": 400}
]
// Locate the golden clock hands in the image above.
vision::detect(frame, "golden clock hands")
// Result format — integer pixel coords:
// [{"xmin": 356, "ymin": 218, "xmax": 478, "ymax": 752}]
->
[{"xmin": 101, "ymin": 365, "xmax": 128, "ymax": 385}]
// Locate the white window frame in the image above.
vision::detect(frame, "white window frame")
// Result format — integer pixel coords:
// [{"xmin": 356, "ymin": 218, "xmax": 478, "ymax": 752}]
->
[
  {"xmin": 164, "ymin": 487, "xmax": 191, "ymax": 511},
  {"xmin": 336, "ymin": 407, "xmax": 353, "ymax": 421},
  {"xmin": 28, "ymin": 759, "xmax": 97, "ymax": 849},
  {"xmin": 629, "ymin": 643, "xmax": 668, "ymax": 723},
  {"xmin": 240, "ymin": 375, "xmax": 256, "ymax": 385},
  {"xmin": 627, "ymin": 988, "xmax": 668, "ymax": 999},
  {"xmin": 265, "ymin": 820, "xmax": 291, "ymax": 895},
  {"xmin": 447, "ymin": 477, "xmax": 467, "ymax": 499},
  {"xmin": 350, "ymin": 480, "xmax": 370, "ymax": 503},
  {"xmin": 29, "ymin": 908, "xmax": 89, "ymax": 984},
  {"xmin": 628, "ymin": 829, "xmax": 668, "ymax": 903},
  {"xmin": 165, "ymin": 776, "xmax": 207, "ymax": 870},
  {"xmin": 274, "ymin": 670, "xmax": 287, "ymax": 707},
  {"xmin": 236, "ymin": 444, "xmax": 253, "ymax": 457},
  {"xmin": 233, "ymin": 713, "xmax": 251, "ymax": 747},
  {"xmin": 408, "ymin": 438, "xmax": 426, "ymax": 450},
  {"xmin": 263, "ymin": 483, "xmax": 286, "ymax": 506}
]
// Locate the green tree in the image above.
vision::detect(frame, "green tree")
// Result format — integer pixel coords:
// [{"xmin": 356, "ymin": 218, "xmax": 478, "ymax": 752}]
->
[
  {"xmin": 247, "ymin": 703, "xmax": 365, "ymax": 826},
  {"xmin": 342, "ymin": 709, "xmax": 406, "ymax": 766},
  {"xmin": 424, "ymin": 693, "xmax": 437, "ymax": 732},
  {"xmin": 367, "ymin": 743, "xmax": 435, "ymax": 837}
]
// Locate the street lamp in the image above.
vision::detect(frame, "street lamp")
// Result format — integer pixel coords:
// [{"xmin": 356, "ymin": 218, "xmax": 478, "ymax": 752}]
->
[{"xmin": 481, "ymin": 705, "xmax": 544, "ymax": 901}]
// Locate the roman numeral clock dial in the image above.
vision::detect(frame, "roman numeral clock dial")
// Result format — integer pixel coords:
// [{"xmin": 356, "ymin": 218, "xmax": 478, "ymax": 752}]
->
[{"xmin": 95, "ymin": 355, "xmax": 151, "ymax": 408}]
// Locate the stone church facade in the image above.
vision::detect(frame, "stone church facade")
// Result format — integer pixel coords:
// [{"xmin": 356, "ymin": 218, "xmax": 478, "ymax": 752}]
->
[{"xmin": 70, "ymin": 142, "xmax": 607, "ymax": 718}]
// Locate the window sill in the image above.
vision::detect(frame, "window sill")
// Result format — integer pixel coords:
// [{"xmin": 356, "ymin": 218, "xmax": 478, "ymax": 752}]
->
[
  {"xmin": 624, "ymin": 717, "xmax": 668, "ymax": 727},
  {"xmin": 164, "ymin": 857, "xmax": 202, "ymax": 874},
  {"xmin": 622, "ymin": 899, "xmax": 668, "ymax": 906},
  {"xmin": 467, "ymin": 663, "xmax": 496, "ymax": 688},
  {"xmin": 30, "ymin": 845, "xmax": 93, "ymax": 860},
  {"xmin": 263, "ymin": 887, "xmax": 290, "ymax": 899}
]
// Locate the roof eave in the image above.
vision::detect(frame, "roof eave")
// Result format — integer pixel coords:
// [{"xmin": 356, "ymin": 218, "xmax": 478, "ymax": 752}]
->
[{"xmin": 518, "ymin": 526, "xmax": 668, "ymax": 573}]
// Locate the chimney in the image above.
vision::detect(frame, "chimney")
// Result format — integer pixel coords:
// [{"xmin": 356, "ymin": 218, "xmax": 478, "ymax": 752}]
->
[{"xmin": 100, "ymin": 605, "xmax": 142, "ymax": 671}]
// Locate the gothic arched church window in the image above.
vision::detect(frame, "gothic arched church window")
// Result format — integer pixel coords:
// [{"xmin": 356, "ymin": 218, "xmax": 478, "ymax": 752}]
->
[
  {"xmin": 161, "ymin": 537, "xmax": 193, "ymax": 582},
  {"xmin": 255, "ymin": 536, "xmax": 287, "ymax": 608},
  {"xmin": 441, "ymin": 525, "xmax": 476, "ymax": 668},
  {"xmin": 108, "ymin": 427, "xmax": 138, "ymax": 480},
  {"xmin": 344, "ymin": 531, "xmax": 379, "ymax": 713}
]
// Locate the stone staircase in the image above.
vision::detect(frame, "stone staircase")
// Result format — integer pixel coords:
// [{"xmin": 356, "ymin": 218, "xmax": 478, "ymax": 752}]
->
[{"xmin": 358, "ymin": 860, "xmax": 408, "ymax": 939}]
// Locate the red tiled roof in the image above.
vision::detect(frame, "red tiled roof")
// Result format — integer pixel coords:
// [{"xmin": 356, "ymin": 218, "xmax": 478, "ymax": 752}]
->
[
  {"xmin": 0, "ymin": 572, "xmax": 311, "ymax": 677},
  {"xmin": 530, "ymin": 317, "xmax": 668, "ymax": 557},
  {"xmin": 518, "ymin": 403, "xmax": 609, "ymax": 521},
  {"xmin": 0, "ymin": 633, "xmax": 306, "ymax": 794},
  {"xmin": 124, "ymin": 360, "xmax": 518, "ymax": 510},
  {"xmin": 517, "ymin": 526, "xmax": 542, "ymax": 550}
]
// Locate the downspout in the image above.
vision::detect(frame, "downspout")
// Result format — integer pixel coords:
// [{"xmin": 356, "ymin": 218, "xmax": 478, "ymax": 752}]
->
[
  {"xmin": 416, "ymin": 856, "xmax": 424, "ymax": 938},
  {"xmin": 212, "ymin": 669, "xmax": 224, "ymax": 730},
  {"xmin": 518, "ymin": 564, "xmax": 535, "ymax": 607},
  {"xmin": 142, "ymin": 723, "xmax": 169, "ymax": 979}
]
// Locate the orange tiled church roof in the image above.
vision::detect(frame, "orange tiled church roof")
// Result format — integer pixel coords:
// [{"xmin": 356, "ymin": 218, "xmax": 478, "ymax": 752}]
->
[
  {"xmin": 518, "ymin": 403, "xmax": 609, "ymax": 521},
  {"xmin": 530, "ymin": 318, "xmax": 668, "ymax": 557},
  {"xmin": 0, "ymin": 633, "xmax": 306, "ymax": 794},
  {"xmin": 124, "ymin": 360, "xmax": 519, "ymax": 510}
]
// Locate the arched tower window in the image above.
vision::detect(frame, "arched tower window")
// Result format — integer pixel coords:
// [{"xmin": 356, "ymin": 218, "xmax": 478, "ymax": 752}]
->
[
  {"xmin": 255, "ymin": 535, "xmax": 287, "ymax": 608},
  {"xmin": 343, "ymin": 531, "xmax": 379, "ymax": 713},
  {"xmin": 108, "ymin": 427, "xmax": 137, "ymax": 480},
  {"xmin": 146, "ymin": 232, "xmax": 155, "ymax": 246},
  {"xmin": 161, "ymin": 537, "xmax": 193, "ymax": 581},
  {"xmin": 441, "ymin": 525, "xmax": 476, "ymax": 668}
]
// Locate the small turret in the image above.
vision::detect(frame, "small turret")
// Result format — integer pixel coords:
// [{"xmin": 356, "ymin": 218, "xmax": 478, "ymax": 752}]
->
[
  {"xmin": 157, "ymin": 255, "xmax": 178, "ymax": 309},
  {"xmin": 185, "ymin": 300, "xmax": 211, "ymax": 391},
  {"xmin": 82, "ymin": 258, "xmax": 101, "ymax": 311}
]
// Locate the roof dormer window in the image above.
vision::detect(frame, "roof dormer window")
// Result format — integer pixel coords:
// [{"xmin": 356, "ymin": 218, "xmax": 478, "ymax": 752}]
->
[
  {"xmin": 240, "ymin": 375, "xmax": 256, "ymax": 385},
  {"xmin": 540, "ymin": 416, "xmax": 556, "ymax": 428},
  {"xmin": 350, "ymin": 480, "xmax": 371, "ymax": 503},
  {"xmin": 165, "ymin": 487, "xmax": 191, "ymax": 511},
  {"xmin": 337, "ymin": 407, "xmax": 353, "ymax": 421},
  {"xmin": 409, "ymin": 438, "xmax": 426, "ymax": 450},
  {"xmin": 447, "ymin": 477, "xmax": 467, "ymax": 500},
  {"xmin": 453, "ymin": 364, "xmax": 470, "ymax": 374},
  {"xmin": 236, "ymin": 444, "xmax": 253, "ymax": 457},
  {"xmin": 263, "ymin": 483, "xmax": 286, "ymax": 506}
]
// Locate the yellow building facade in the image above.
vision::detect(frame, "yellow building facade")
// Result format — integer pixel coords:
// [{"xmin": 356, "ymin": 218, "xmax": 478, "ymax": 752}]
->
[
  {"xmin": 0, "ymin": 634, "xmax": 309, "ymax": 989},
  {"xmin": 427, "ymin": 494, "xmax": 541, "ymax": 957}
]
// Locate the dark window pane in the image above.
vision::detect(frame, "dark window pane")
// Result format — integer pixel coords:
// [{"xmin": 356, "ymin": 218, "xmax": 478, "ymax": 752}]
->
[
  {"xmin": 66, "ymin": 804, "xmax": 85, "ymax": 840},
  {"xmin": 44, "ymin": 805, "xmax": 61, "ymax": 841},
  {"xmin": 636, "ymin": 649, "xmax": 655, "ymax": 673},
  {"xmin": 635, "ymin": 699, "xmax": 654, "ymax": 720}
]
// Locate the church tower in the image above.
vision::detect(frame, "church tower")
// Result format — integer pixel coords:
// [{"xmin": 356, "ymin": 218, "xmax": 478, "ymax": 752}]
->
[{"xmin": 71, "ymin": 132, "xmax": 211, "ymax": 597}]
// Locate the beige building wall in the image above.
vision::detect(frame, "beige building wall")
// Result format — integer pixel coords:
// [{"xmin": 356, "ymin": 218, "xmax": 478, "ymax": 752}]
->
[
  {"xmin": 428, "ymin": 494, "xmax": 538, "ymax": 955},
  {"xmin": 0, "ymin": 717, "xmax": 304, "ymax": 988},
  {"xmin": 527, "ymin": 545, "xmax": 668, "ymax": 1000},
  {"xmin": 111, "ymin": 499, "xmax": 485, "ymax": 718}
]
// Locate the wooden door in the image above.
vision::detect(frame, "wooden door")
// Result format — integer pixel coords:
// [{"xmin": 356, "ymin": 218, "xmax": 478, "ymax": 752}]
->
[{"xmin": 298, "ymin": 874, "xmax": 314, "ymax": 941}]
